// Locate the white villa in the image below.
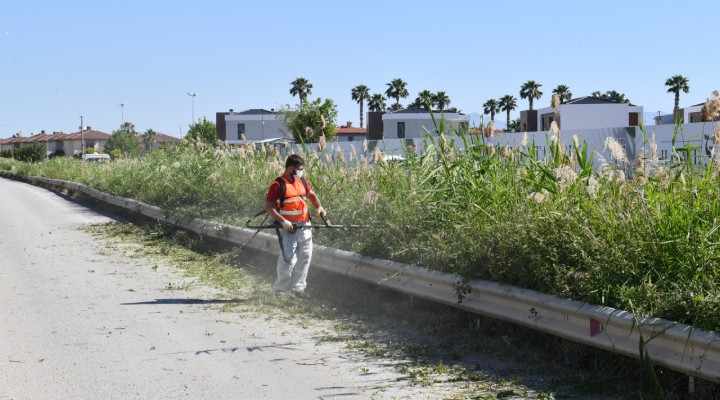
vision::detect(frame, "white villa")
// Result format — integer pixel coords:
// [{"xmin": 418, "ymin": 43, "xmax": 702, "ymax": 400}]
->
[
  {"xmin": 522, "ymin": 96, "xmax": 644, "ymax": 132},
  {"xmin": 220, "ymin": 109, "xmax": 286, "ymax": 143},
  {"xmin": 382, "ymin": 108, "xmax": 470, "ymax": 139}
]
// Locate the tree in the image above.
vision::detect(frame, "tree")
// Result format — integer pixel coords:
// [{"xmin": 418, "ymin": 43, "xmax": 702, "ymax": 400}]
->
[
  {"xmin": 406, "ymin": 99, "xmax": 422, "ymax": 109},
  {"xmin": 351, "ymin": 84, "xmax": 370, "ymax": 128},
  {"xmin": 120, "ymin": 121, "xmax": 136, "ymax": 133},
  {"xmin": 433, "ymin": 91, "xmax": 451, "ymax": 111},
  {"xmin": 185, "ymin": 117, "xmax": 218, "ymax": 144},
  {"xmin": 282, "ymin": 98, "xmax": 338, "ymax": 143},
  {"xmin": 483, "ymin": 99, "xmax": 501, "ymax": 121},
  {"xmin": 385, "ymin": 78, "xmax": 409, "ymax": 108},
  {"xmin": 290, "ymin": 77, "xmax": 313, "ymax": 105},
  {"xmin": 552, "ymin": 84, "xmax": 572, "ymax": 103},
  {"xmin": 388, "ymin": 103, "xmax": 403, "ymax": 112},
  {"xmin": 412, "ymin": 90, "xmax": 435, "ymax": 109},
  {"xmin": 498, "ymin": 95, "xmax": 517, "ymax": 130},
  {"xmin": 15, "ymin": 143, "xmax": 45, "ymax": 162},
  {"xmin": 665, "ymin": 74, "xmax": 690, "ymax": 119},
  {"xmin": 367, "ymin": 93, "xmax": 387, "ymax": 112},
  {"xmin": 507, "ymin": 118, "xmax": 522, "ymax": 133},
  {"xmin": 591, "ymin": 90, "xmax": 631, "ymax": 104},
  {"xmin": 519, "ymin": 80, "xmax": 543, "ymax": 111},
  {"xmin": 142, "ymin": 128, "xmax": 158, "ymax": 153},
  {"xmin": 105, "ymin": 129, "xmax": 141, "ymax": 158}
]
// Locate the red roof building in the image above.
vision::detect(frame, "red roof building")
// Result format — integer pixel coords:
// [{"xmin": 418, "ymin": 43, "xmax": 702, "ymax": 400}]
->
[{"xmin": 335, "ymin": 122, "xmax": 367, "ymax": 142}]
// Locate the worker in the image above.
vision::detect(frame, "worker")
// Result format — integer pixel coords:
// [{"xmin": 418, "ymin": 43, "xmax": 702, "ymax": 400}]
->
[{"xmin": 264, "ymin": 154, "xmax": 326, "ymax": 297}]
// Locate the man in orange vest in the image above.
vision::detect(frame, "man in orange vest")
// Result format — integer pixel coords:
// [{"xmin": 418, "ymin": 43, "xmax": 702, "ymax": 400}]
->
[{"xmin": 264, "ymin": 154, "xmax": 326, "ymax": 297}]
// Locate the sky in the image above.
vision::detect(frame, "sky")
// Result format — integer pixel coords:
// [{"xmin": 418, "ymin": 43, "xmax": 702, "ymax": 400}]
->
[{"xmin": 1, "ymin": 0, "xmax": 719, "ymax": 138}]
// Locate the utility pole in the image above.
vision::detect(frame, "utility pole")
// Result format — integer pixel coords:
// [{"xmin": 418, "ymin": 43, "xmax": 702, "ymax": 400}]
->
[{"xmin": 79, "ymin": 115, "xmax": 84, "ymax": 158}]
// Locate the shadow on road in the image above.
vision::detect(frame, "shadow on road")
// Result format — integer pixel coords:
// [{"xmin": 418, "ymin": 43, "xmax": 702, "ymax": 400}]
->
[{"xmin": 121, "ymin": 298, "xmax": 247, "ymax": 306}]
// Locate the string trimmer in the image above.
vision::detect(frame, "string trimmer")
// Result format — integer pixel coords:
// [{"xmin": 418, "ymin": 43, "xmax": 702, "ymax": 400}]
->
[{"xmin": 245, "ymin": 211, "xmax": 384, "ymax": 232}]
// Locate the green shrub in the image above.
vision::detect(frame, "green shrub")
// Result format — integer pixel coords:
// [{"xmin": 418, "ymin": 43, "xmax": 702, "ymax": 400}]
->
[{"xmin": 14, "ymin": 143, "xmax": 45, "ymax": 162}]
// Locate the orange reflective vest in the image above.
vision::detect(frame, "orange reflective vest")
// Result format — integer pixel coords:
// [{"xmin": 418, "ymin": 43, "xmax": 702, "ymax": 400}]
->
[{"xmin": 273, "ymin": 176, "xmax": 310, "ymax": 223}]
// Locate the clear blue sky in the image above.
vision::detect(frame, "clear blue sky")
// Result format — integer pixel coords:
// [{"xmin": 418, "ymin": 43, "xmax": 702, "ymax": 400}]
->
[{"xmin": 1, "ymin": 0, "xmax": 718, "ymax": 138}]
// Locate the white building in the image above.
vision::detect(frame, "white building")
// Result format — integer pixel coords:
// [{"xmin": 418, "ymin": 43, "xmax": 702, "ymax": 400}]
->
[
  {"xmin": 382, "ymin": 108, "xmax": 470, "ymax": 139},
  {"xmin": 529, "ymin": 97, "xmax": 643, "ymax": 131},
  {"xmin": 655, "ymin": 102, "xmax": 720, "ymax": 125},
  {"xmin": 678, "ymin": 103, "xmax": 706, "ymax": 124},
  {"xmin": 223, "ymin": 109, "xmax": 286, "ymax": 143}
]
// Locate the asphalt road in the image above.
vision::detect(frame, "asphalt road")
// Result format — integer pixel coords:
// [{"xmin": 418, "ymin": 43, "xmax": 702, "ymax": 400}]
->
[{"xmin": 0, "ymin": 178, "xmax": 448, "ymax": 400}]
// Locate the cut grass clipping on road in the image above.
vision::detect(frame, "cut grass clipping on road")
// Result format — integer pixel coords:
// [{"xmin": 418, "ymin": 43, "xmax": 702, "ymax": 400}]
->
[{"xmin": 83, "ymin": 220, "xmax": 654, "ymax": 399}]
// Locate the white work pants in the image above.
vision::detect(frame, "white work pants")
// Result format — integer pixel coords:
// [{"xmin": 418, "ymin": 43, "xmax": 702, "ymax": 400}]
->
[{"xmin": 274, "ymin": 227, "xmax": 313, "ymax": 292}]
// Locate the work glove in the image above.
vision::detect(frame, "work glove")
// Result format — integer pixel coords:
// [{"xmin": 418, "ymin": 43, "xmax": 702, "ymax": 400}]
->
[
  {"xmin": 317, "ymin": 206, "xmax": 327, "ymax": 217},
  {"xmin": 280, "ymin": 219, "xmax": 295, "ymax": 233}
]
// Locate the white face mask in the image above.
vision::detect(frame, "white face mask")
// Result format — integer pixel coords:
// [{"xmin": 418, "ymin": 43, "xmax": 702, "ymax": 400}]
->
[{"xmin": 293, "ymin": 168, "xmax": 304, "ymax": 179}]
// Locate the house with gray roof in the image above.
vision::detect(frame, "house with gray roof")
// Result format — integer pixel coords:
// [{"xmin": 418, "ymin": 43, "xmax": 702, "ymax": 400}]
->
[
  {"xmin": 381, "ymin": 108, "xmax": 470, "ymax": 139},
  {"xmin": 220, "ymin": 109, "xmax": 286, "ymax": 143}
]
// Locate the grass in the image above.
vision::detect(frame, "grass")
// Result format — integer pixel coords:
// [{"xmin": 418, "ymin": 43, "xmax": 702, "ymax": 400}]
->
[{"xmin": 3, "ymin": 122, "xmax": 720, "ymax": 336}]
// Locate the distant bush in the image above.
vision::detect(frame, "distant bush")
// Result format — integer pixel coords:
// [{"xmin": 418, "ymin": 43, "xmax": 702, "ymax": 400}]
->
[
  {"xmin": 14, "ymin": 143, "xmax": 45, "ymax": 162},
  {"xmin": 1, "ymin": 149, "xmax": 13, "ymax": 158}
]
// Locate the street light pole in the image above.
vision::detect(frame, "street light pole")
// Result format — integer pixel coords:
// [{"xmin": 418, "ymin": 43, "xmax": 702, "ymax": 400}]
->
[
  {"xmin": 187, "ymin": 92, "xmax": 197, "ymax": 123},
  {"xmin": 118, "ymin": 102, "xmax": 126, "ymax": 128}
]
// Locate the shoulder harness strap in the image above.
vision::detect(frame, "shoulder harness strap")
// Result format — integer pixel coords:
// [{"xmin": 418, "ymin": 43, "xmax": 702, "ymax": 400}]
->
[{"xmin": 275, "ymin": 177, "xmax": 310, "ymax": 208}]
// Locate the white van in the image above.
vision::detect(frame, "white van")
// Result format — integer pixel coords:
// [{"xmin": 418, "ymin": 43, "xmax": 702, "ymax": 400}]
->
[{"xmin": 82, "ymin": 153, "xmax": 111, "ymax": 162}]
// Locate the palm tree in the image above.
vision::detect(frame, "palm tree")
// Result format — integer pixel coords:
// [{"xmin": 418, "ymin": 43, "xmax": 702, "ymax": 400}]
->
[
  {"xmin": 498, "ymin": 95, "xmax": 518, "ymax": 131},
  {"xmin": 142, "ymin": 128, "xmax": 157, "ymax": 152},
  {"xmin": 290, "ymin": 77, "xmax": 313, "ymax": 104},
  {"xmin": 605, "ymin": 90, "xmax": 630, "ymax": 104},
  {"xmin": 385, "ymin": 78, "xmax": 409, "ymax": 108},
  {"xmin": 592, "ymin": 90, "xmax": 631, "ymax": 104},
  {"xmin": 388, "ymin": 103, "xmax": 403, "ymax": 112},
  {"xmin": 519, "ymin": 80, "xmax": 543, "ymax": 111},
  {"xmin": 508, "ymin": 118, "xmax": 522, "ymax": 133},
  {"xmin": 120, "ymin": 121, "xmax": 136, "ymax": 133},
  {"xmin": 552, "ymin": 85, "xmax": 572, "ymax": 103},
  {"xmin": 415, "ymin": 90, "xmax": 434, "ymax": 109},
  {"xmin": 351, "ymin": 84, "xmax": 371, "ymax": 128},
  {"xmin": 433, "ymin": 91, "xmax": 451, "ymax": 111},
  {"xmin": 590, "ymin": 90, "xmax": 630, "ymax": 103},
  {"xmin": 367, "ymin": 93, "xmax": 387, "ymax": 112},
  {"xmin": 665, "ymin": 75, "xmax": 690, "ymax": 119},
  {"xmin": 483, "ymin": 99, "xmax": 501, "ymax": 121}
]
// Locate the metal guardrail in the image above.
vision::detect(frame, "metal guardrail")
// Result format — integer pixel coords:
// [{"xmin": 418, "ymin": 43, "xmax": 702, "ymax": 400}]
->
[{"xmin": 6, "ymin": 172, "xmax": 720, "ymax": 384}]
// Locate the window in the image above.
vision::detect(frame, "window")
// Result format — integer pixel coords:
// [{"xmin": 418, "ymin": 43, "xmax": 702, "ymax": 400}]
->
[
  {"xmin": 397, "ymin": 122, "xmax": 405, "ymax": 138},
  {"xmin": 347, "ymin": 136, "xmax": 354, "ymax": 142},
  {"xmin": 237, "ymin": 123, "xmax": 246, "ymax": 139},
  {"xmin": 629, "ymin": 112, "xmax": 639, "ymax": 126}
]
